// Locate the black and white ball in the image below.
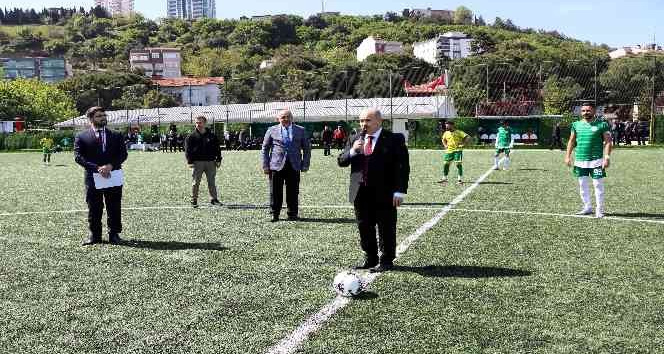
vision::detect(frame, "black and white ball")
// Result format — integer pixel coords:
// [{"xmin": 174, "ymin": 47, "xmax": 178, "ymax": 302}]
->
[{"xmin": 332, "ymin": 271, "xmax": 363, "ymax": 297}]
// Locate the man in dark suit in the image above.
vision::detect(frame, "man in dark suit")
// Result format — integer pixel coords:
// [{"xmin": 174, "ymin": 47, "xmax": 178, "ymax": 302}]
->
[
  {"xmin": 338, "ymin": 109, "xmax": 410, "ymax": 273},
  {"xmin": 261, "ymin": 109, "xmax": 312, "ymax": 222},
  {"xmin": 74, "ymin": 106, "xmax": 128, "ymax": 245}
]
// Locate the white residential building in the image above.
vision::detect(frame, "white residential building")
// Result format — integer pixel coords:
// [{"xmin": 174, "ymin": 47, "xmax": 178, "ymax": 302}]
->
[
  {"xmin": 167, "ymin": 0, "xmax": 216, "ymax": 20},
  {"xmin": 259, "ymin": 59, "xmax": 276, "ymax": 70},
  {"xmin": 413, "ymin": 32, "xmax": 473, "ymax": 65},
  {"xmin": 609, "ymin": 44, "xmax": 663, "ymax": 59},
  {"xmin": 95, "ymin": 0, "xmax": 134, "ymax": 16},
  {"xmin": 356, "ymin": 36, "xmax": 404, "ymax": 62},
  {"xmin": 130, "ymin": 48, "xmax": 182, "ymax": 78},
  {"xmin": 152, "ymin": 77, "xmax": 225, "ymax": 106},
  {"xmin": 405, "ymin": 8, "xmax": 454, "ymax": 21}
]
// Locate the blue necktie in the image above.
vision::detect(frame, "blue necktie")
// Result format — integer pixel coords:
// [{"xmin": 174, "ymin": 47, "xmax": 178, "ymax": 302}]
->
[{"xmin": 283, "ymin": 128, "xmax": 290, "ymax": 148}]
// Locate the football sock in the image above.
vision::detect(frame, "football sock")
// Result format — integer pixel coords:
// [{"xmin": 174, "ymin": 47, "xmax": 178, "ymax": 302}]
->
[
  {"xmin": 457, "ymin": 164, "xmax": 463, "ymax": 177},
  {"xmin": 503, "ymin": 157, "xmax": 510, "ymax": 169},
  {"xmin": 578, "ymin": 176, "xmax": 592, "ymax": 210},
  {"xmin": 493, "ymin": 156, "xmax": 499, "ymax": 167},
  {"xmin": 592, "ymin": 178, "xmax": 605, "ymax": 215},
  {"xmin": 443, "ymin": 162, "xmax": 450, "ymax": 177}
]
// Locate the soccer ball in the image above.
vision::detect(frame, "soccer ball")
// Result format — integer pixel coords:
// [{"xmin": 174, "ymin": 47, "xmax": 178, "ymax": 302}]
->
[{"xmin": 332, "ymin": 271, "xmax": 363, "ymax": 297}]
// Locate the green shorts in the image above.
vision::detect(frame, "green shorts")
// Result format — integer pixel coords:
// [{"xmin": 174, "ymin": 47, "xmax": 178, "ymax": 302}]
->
[
  {"xmin": 495, "ymin": 148, "xmax": 510, "ymax": 156},
  {"xmin": 573, "ymin": 166, "xmax": 606, "ymax": 179},
  {"xmin": 444, "ymin": 151, "xmax": 463, "ymax": 162}
]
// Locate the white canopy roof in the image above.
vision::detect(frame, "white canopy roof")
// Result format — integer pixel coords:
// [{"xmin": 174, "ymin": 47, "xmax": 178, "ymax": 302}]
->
[{"xmin": 55, "ymin": 96, "xmax": 456, "ymax": 128}]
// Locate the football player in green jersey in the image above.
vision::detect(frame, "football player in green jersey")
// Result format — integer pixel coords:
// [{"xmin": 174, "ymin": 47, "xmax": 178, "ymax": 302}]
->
[
  {"xmin": 493, "ymin": 120, "xmax": 514, "ymax": 170},
  {"xmin": 564, "ymin": 103, "xmax": 612, "ymax": 218}
]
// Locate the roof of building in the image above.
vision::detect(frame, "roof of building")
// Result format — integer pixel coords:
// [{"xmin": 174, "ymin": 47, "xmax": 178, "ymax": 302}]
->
[
  {"xmin": 153, "ymin": 77, "xmax": 225, "ymax": 87},
  {"xmin": 365, "ymin": 36, "xmax": 403, "ymax": 45},
  {"xmin": 55, "ymin": 96, "xmax": 456, "ymax": 128}
]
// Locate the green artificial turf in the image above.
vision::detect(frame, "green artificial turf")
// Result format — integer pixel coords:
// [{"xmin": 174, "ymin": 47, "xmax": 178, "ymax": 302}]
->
[{"xmin": 1, "ymin": 148, "xmax": 662, "ymax": 353}]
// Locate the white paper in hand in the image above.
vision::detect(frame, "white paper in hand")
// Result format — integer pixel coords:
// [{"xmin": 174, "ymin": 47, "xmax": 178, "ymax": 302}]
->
[{"xmin": 93, "ymin": 170, "xmax": 124, "ymax": 189}]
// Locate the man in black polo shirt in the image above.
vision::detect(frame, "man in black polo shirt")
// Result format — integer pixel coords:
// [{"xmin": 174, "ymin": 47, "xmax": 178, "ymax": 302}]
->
[{"xmin": 185, "ymin": 116, "xmax": 222, "ymax": 208}]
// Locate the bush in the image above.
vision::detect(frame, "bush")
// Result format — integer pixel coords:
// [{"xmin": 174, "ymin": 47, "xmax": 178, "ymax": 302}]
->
[
  {"xmin": 0, "ymin": 130, "xmax": 76, "ymax": 151},
  {"xmin": 654, "ymin": 115, "xmax": 664, "ymax": 144}
]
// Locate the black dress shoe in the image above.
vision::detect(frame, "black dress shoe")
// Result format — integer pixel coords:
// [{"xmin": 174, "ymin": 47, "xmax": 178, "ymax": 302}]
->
[
  {"xmin": 109, "ymin": 233, "xmax": 123, "ymax": 244},
  {"xmin": 353, "ymin": 260, "xmax": 378, "ymax": 270},
  {"xmin": 369, "ymin": 264, "xmax": 393, "ymax": 273},
  {"xmin": 210, "ymin": 199, "xmax": 223, "ymax": 206},
  {"xmin": 82, "ymin": 237, "xmax": 101, "ymax": 246}
]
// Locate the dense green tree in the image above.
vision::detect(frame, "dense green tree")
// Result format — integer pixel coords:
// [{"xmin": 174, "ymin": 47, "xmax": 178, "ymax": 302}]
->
[
  {"xmin": 542, "ymin": 75, "xmax": 584, "ymax": 115},
  {"xmin": 58, "ymin": 72, "xmax": 151, "ymax": 113},
  {"xmin": 454, "ymin": 6, "xmax": 473, "ymax": 25},
  {"xmin": 0, "ymin": 79, "xmax": 77, "ymax": 122},
  {"xmin": 227, "ymin": 20, "xmax": 271, "ymax": 47}
]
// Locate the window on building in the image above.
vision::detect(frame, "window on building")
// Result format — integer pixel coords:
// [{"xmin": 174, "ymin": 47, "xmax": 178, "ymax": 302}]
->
[{"xmin": 151, "ymin": 53, "xmax": 161, "ymax": 59}]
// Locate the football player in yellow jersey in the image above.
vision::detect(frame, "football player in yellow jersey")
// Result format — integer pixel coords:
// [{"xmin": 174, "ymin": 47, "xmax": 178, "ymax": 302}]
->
[
  {"xmin": 39, "ymin": 137, "xmax": 54, "ymax": 166},
  {"xmin": 440, "ymin": 120, "xmax": 472, "ymax": 185}
]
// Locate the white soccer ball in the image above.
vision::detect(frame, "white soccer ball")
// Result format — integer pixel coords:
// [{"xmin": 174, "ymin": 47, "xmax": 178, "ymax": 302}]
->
[{"xmin": 332, "ymin": 271, "xmax": 363, "ymax": 297}]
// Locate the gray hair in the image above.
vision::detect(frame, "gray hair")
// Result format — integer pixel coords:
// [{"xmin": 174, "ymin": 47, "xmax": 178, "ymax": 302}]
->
[{"xmin": 360, "ymin": 108, "xmax": 383, "ymax": 120}]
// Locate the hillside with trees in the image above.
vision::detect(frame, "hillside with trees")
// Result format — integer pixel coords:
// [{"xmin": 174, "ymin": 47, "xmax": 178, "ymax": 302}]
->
[{"xmin": 3, "ymin": 6, "xmax": 662, "ymax": 124}]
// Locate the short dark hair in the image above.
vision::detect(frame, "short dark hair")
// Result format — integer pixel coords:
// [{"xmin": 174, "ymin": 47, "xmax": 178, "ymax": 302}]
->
[
  {"xmin": 581, "ymin": 102, "xmax": 596, "ymax": 109},
  {"xmin": 85, "ymin": 106, "xmax": 105, "ymax": 120},
  {"xmin": 195, "ymin": 115, "xmax": 207, "ymax": 123},
  {"xmin": 445, "ymin": 120, "xmax": 454, "ymax": 125}
]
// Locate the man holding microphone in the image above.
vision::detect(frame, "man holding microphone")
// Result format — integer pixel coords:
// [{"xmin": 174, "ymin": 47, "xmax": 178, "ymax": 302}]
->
[{"xmin": 338, "ymin": 109, "xmax": 410, "ymax": 273}]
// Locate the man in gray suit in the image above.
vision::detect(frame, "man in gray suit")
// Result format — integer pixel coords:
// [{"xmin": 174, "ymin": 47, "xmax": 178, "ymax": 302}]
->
[{"xmin": 261, "ymin": 109, "xmax": 312, "ymax": 222}]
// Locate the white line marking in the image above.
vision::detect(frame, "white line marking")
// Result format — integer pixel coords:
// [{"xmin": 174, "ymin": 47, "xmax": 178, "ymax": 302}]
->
[
  {"xmin": 451, "ymin": 208, "xmax": 664, "ymax": 225},
  {"xmin": 1, "ymin": 204, "xmax": 660, "ymax": 225},
  {"xmin": 264, "ymin": 164, "xmax": 500, "ymax": 354}
]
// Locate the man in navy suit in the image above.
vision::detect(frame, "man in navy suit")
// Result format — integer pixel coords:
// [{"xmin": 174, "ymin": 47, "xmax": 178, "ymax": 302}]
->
[
  {"xmin": 338, "ymin": 109, "xmax": 410, "ymax": 272},
  {"xmin": 261, "ymin": 109, "xmax": 312, "ymax": 222},
  {"xmin": 74, "ymin": 106, "xmax": 128, "ymax": 245}
]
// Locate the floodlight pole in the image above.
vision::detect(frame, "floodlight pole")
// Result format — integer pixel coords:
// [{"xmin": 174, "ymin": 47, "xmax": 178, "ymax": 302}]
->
[
  {"xmin": 389, "ymin": 69, "xmax": 393, "ymax": 123},
  {"xmin": 594, "ymin": 60, "xmax": 598, "ymax": 107},
  {"xmin": 651, "ymin": 55, "xmax": 657, "ymax": 143}
]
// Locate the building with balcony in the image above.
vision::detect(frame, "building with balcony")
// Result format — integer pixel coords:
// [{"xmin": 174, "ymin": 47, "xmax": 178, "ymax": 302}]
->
[
  {"xmin": 0, "ymin": 57, "xmax": 68, "ymax": 83},
  {"xmin": 167, "ymin": 0, "xmax": 216, "ymax": 20},
  {"xmin": 356, "ymin": 36, "xmax": 404, "ymax": 62},
  {"xmin": 130, "ymin": 48, "xmax": 182, "ymax": 78},
  {"xmin": 95, "ymin": 0, "xmax": 134, "ymax": 16},
  {"xmin": 413, "ymin": 32, "xmax": 473, "ymax": 64}
]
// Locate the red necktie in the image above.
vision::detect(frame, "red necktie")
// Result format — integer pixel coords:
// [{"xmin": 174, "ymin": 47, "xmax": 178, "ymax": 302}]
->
[{"xmin": 362, "ymin": 136, "xmax": 373, "ymax": 185}]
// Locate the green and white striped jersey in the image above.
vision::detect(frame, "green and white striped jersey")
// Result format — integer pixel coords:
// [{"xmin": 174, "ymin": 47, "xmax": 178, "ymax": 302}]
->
[
  {"xmin": 571, "ymin": 119, "xmax": 609, "ymax": 168},
  {"xmin": 496, "ymin": 126, "xmax": 512, "ymax": 148}
]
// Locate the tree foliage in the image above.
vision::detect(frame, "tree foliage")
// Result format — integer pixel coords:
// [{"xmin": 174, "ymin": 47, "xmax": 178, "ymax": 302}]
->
[{"xmin": 0, "ymin": 79, "xmax": 77, "ymax": 122}]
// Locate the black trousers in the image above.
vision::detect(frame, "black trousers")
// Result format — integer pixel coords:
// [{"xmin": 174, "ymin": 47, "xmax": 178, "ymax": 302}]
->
[
  {"xmin": 353, "ymin": 186, "xmax": 397, "ymax": 265},
  {"xmin": 550, "ymin": 137, "xmax": 563, "ymax": 150},
  {"xmin": 323, "ymin": 142, "xmax": 332, "ymax": 156},
  {"xmin": 269, "ymin": 161, "xmax": 300, "ymax": 217},
  {"xmin": 86, "ymin": 185, "xmax": 123, "ymax": 238}
]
